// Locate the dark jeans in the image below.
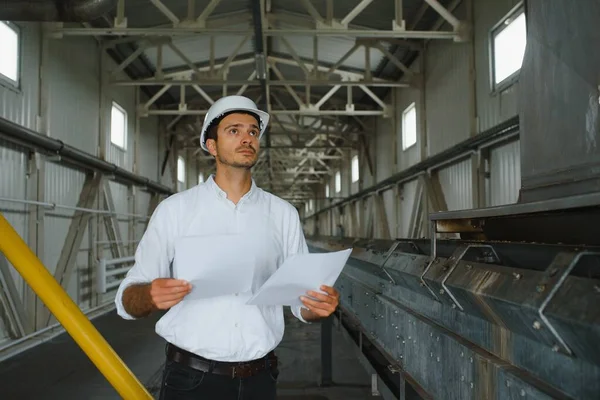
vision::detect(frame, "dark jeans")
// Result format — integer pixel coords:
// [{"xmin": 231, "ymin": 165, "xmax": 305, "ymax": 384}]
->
[{"xmin": 158, "ymin": 359, "xmax": 278, "ymax": 400}]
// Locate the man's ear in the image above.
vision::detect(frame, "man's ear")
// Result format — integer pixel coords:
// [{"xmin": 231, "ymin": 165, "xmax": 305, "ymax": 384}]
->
[{"xmin": 206, "ymin": 139, "xmax": 217, "ymax": 156}]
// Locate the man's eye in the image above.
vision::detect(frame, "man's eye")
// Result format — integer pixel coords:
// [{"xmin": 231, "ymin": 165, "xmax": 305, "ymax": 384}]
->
[
  {"xmin": 250, "ymin": 131, "xmax": 258, "ymax": 136},
  {"xmin": 230, "ymin": 129, "xmax": 238, "ymax": 134}
]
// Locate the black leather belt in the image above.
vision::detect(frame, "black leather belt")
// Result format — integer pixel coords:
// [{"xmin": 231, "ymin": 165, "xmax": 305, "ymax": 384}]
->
[{"xmin": 166, "ymin": 343, "xmax": 278, "ymax": 379}]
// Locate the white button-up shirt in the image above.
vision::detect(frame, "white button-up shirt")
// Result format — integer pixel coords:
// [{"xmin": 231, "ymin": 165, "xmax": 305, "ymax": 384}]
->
[{"xmin": 115, "ymin": 175, "xmax": 309, "ymax": 362}]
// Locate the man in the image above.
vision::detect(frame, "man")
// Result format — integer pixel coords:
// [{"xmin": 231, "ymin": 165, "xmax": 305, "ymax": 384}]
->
[{"xmin": 115, "ymin": 95, "xmax": 340, "ymax": 400}]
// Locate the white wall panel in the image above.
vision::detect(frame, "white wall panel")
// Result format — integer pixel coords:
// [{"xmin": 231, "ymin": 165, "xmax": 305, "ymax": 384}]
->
[
  {"xmin": 489, "ymin": 139, "xmax": 521, "ymax": 206},
  {"xmin": 399, "ymin": 179, "xmax": 419, "ymax": 238},
  {"xmin": 425, "ymin": 37, "xmax": 471, "ymax": 156},
  {"xmin": 438, "ymin": 159, "xmax": 473, "ymax": 211},
  {"xmin": 138, "ymin": 115, "xmax": 160, "ymax": 180},
  {"xmin": 375, "ymin": 116, "xmax": 395, "ymax": 182},
  {"xmin": 0, "ymin": 141, "xmax": 29, "ymax": 304},
  {"xmin": 43, "ymin": 162, "xmax": 86, "ymax": 301},
  {"xmin": 382, "ymin": 190, "xmax": 397, "ymax": 239},
  {"xmin": 474, "ymin": 0, "xmax": 522, "ymax": 132},
  {"xmin": 47, "ymin": 37, "xmax": 99, "ymax": 155},
  {"xmin": 0, "ymin": 22, "xmax": 39, "ymax": 131}
]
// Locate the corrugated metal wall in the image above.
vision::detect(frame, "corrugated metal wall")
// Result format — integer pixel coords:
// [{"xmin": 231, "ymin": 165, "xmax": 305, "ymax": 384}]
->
[
  {"xmin": 474, "ymin": 0, "xmax": 522, "ymax": 132},
  {"xmin": 425, "ymin": 37, "xmax": 471, "ymax": 156},
  {"xmin": 0, "ymin": 141, "xmax": 28, "ymax": 303},
  {"xmin": 375, "ymin": 115, "xmax": 395, "ymax": 182},
  {"xmin": 489, "ymin": 139, "xmax": 521, "ymax": 206},
  {"xmin": 48, "ymin": 37, "xmax": 99, "ymax": 154},
  {"xmin": 399, "ymin": 179, "xmax": 419, "ymax": 237},
  {"xmin": 0, "ymin": 22, "xmax": 39, "ymax": 131},
  {"xmin": 0, "ymin": 24, "xmax": 164, "ymax": 340},
  {"xmin": 44, "ymin": 163, "xmax": 87, "ymax": 300},
  {"xmin": 438, "ymin": 159, "xmax": 474, "ymax": 211}
]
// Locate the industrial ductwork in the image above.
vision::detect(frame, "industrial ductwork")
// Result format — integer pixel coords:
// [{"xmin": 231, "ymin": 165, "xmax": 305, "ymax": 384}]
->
[{"xmin": 0, "ymin": 0, "xmax": 117, "ymax": 22}]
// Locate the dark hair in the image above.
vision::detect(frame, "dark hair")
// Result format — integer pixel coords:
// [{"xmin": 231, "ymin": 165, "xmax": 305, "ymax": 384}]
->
[{"xmin": 204, "ymin": 110, "xmax": 261, "ymax": 146}]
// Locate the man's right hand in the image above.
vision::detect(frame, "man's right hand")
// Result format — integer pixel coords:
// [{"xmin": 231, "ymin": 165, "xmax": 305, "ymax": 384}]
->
[{"xmin": 150, "ymin": 278, "xmax": 192, "ymax": 310}]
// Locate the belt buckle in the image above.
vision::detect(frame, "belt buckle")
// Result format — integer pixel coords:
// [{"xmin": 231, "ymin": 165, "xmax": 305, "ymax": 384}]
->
[{"xmin": 231, "ymin": 366, "xmax": 237, "ymax": 379}]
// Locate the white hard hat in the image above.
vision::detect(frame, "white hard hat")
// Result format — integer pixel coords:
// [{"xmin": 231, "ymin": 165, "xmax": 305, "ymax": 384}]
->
[{"xmin": 199, "ymin": 95, "xmax": 270, "ymax": 152}]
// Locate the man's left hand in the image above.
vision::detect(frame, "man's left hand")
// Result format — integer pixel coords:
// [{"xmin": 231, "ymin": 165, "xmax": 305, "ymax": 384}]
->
[{"xmin": 300, "ymin": 285, "xmax": 340, "ymax": 320}]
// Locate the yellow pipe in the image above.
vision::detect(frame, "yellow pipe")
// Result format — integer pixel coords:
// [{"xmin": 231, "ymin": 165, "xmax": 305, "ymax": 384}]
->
[{"xmin": 0, "ymin": 213, "xmax": 152, "ymax": 400}]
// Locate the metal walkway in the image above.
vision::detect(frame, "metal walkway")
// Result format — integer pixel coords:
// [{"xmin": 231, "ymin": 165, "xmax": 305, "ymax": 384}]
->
[{"xmin": 0, "ymin": 309, "xmax": 375, "ymax": 400}]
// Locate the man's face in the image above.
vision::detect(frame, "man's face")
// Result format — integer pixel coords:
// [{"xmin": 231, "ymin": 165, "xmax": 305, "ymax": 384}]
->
[{"xmin": 207, "ymin": 112, "xmax": 260, "ymax": 169}]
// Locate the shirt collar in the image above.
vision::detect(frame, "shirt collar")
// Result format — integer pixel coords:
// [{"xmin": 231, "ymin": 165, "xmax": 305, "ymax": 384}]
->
[{"xmin": 206, "ymin": 174, "xmax": 258, "ymax": 204}]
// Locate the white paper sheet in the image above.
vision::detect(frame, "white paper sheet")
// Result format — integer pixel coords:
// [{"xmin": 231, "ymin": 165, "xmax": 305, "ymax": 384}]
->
[
  {"xmin": 246, "ymin": 249, "xmax": 352, "ymax": 307},
  {"xmin": 173, "ymin": 234, "xmax": 255, "ymax": 300}
]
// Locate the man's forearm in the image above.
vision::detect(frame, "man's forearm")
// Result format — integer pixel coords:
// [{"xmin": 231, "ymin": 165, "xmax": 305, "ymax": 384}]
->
[{"xmin": 122, "ymin": 283, "xmax": 155, "ymax": 318}]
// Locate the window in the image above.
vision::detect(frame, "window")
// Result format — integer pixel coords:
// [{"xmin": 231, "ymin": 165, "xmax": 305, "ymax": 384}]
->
[
  {"xmin": 198, "ymin": 172, "xmax": 204, "ymax": 183},
  {"xmin": 325, "ymin": 184, "xmax": 330, "ymax": 198},
  {"xmin": 351, "ymin": 155, "xmax": 359, "ymax": 182},
  {"xmin": 177, "ymin": 156, "xmax": 185, "ymax": 183},
  {"xmin": 335, "ymin": 171, "xmax": 341, "ymax": 193},
  {"xmin": 110, "ymin": 102, "xmax": 127, "ymax": 149},
  {"xmin": 0, "ymin": 22, "xmax": 19, "ymax": 85},
  {"xmin": 491, "ymin": 5, "xmax": 527, "ymax": 90},
  {"xmin": 402, "ymin": 103, "xmax": 417, "ymax": 150}
]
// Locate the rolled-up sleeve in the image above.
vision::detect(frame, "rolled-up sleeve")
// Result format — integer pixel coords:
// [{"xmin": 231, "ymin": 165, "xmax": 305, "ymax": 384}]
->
[
  {"xmin": 285, "ymin": 207, "xmax": 310, "ymax": 323},
  {"xmin": 115, "ymin": 199, "xmax": 176, "ymax": 320}
]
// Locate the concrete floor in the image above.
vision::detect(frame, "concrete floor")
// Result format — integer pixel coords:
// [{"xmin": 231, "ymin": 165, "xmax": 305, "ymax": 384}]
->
[{"xmin": 0, "ymin": 309, "xmax": 376, "ymax": 400}]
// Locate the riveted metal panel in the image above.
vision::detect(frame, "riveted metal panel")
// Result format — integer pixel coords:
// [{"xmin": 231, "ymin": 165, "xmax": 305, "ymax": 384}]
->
[{"xmin": 309, "ymin": 238, "xmax": 600, "ymax": 400}]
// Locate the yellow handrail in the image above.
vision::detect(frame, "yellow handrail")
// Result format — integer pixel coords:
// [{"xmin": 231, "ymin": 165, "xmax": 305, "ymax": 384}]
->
[{"xmin": 0, "ymin": 213, "xmax": 152, "ymax": 399}]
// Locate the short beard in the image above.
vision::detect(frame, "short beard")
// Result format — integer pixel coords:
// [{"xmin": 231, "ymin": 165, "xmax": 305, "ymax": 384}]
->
[{"xmin": 216, "ymin": 153, "xmax": 257, "ymax": 170}]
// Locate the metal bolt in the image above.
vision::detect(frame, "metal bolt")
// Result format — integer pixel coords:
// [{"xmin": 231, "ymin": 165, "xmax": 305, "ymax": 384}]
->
[
  {"xmin": 505, "ymin": 380, "xmax": 510, "ymax": 387},
  {"xmin": 408, "ymin": 336, "xmax": 412, "ymax": 340},
  {"xmin": 470, "ymin": 357, "xmax": 473, "ymax": 363},
  {"xmin": 461, "ymin": 376, "xmax": 465, "ymax": 382},
  {"xmin": 396, "ymin": 335, "xmax": 401, "ymax": 340},
  {"xmin": 394, "ymin": 310, "xmax": 399, "ymax": 315},
  {"xmin": 430, "ymin": 333, "xmax": 433, "ymax": 337},
  {"xmin": 594, "ymin": 285, "xmax": 600, "ymax": 294},
  {"xmin": 439, "ymin": 289, "xmax": 445, "ymax": 295},
  {"xmin": 465, "ymin": 264, "xmax": 473, "ymax": 270},
  {"xmin": 470, "ymin": 383, "xmax": 474, "ymax": 389},
  {"xmin": 536, "ymin": 284, "xmax": 545, "ymax": 293},
  {"xmin": 460, "ymin": 352, "xmax": 464, "ymax": 357},
  {"xmin": 552, "ymin": 344, "xmax": 560, "ymax": 352},
  {"xmin": 436, "ymin": 357, "xmax": 440, "ymax": 362},
  {"xmin": 395, "ymin": 326, "xmax": 398, "ymax": 330},
  {"xmin": 437, "ymin": 336, "xmax": 440, "ymax": 341},
  {"xmin": 430, "ymin": 352, "xmax": 433, "ymax": 357},
  {"xmin": 402, "ymin": 340, "xmax": 405, "ymax": 344},
  {"xmin": 451, "ymin": 304, "xmax": 456, "ymax": 309},
  {"xmin": 513, "ymin": 273, "xmax": 521, "ymax": 280},
  {"xmin": 520, "ymin": 389, "xmax": 526, "ymax": 397},
  {"xmin": 533, "ymin": 321, "xmax": 542, "ymax": 330}
]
